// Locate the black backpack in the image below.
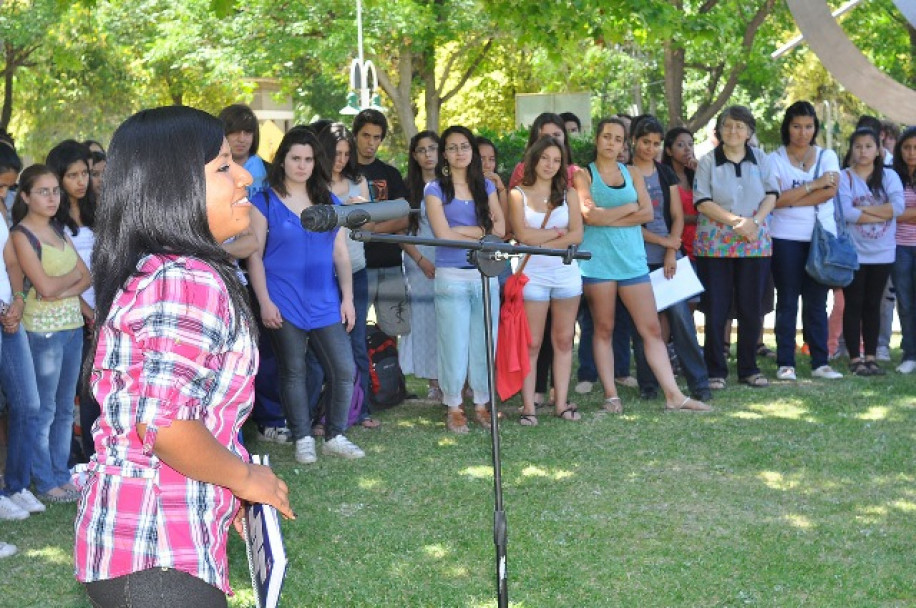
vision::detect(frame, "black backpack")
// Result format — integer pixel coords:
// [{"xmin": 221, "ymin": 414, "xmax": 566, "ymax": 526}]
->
[{"xmin": 365, "ymin": 323, "xmax": 407, "ymax": 409}]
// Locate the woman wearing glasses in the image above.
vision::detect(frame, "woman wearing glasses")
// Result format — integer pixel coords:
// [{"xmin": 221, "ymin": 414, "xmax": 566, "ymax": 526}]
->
[
  {"xmin": 693, "ymin": 105, "xmax": 779, "ymax": 389},
  {"xmin": 425, "ymin": 126, "xmax": 505, "ymax": 432},
  {"xmin": 11, "ymin": 165, "xmax": 91, "ymax": 502}
]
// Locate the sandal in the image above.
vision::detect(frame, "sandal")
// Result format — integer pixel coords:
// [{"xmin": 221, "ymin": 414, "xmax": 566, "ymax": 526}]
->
[
  {"xmin": 474, "ymin": 406, "xmax": 493, "ymax": 429},
  {"xmin": 709, "ymin": 377, "xmax": 726, "ymax": 391},
  {"xmin": 756, "ymin": 344, "xmax": 776, "ymax": 359},
  {"xmin": 850, "ymin": 360, "xmax": 870, "ymax": 376},
  {"xmin": 602, "ymin": 396, "xmax": 623, "ymax": 414},
  {"xmin": 739, "ymin": 373, "xmax": 769, "ymax": 388},
  {"xmin": 360, "ymin": 418, "xmax": 381, "ymax": 429},
  {"xmin": 519, "ymin": 413, "xmax": 538, "ymax": 426},
  {"xmin": 446, "ymin": 409, "xmax": 469, "ymax": 433},
  {"xmin": 666, "ymin": 397, "xmax": 713, "ymax": 412},
  {"xmin": 865, "ymin": 360, "xmax": 886, "ymax": 376},
  {"xmin": 555, "ymin": 406, "xmax": 581, "ymax": 421}
]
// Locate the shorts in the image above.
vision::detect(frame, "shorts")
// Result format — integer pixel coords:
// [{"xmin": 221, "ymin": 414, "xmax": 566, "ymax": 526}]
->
[{"xmin": 582, "ymin": 273, "xmax": 650, "ymax": 287}]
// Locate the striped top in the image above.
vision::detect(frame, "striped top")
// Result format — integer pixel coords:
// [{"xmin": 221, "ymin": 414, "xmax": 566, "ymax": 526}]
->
[
  {"xmin": 74, "ymin": 255, "xmax": 257, "ymax": 594},
  {"xmin": 896, "ymin": 186, "xmax": 916, "ymax": 246}
]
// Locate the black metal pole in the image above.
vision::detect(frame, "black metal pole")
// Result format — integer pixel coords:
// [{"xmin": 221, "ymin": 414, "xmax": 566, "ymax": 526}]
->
[{"xmin": 350, "ymin": 231, "xmax": 589, "ymax": 607}]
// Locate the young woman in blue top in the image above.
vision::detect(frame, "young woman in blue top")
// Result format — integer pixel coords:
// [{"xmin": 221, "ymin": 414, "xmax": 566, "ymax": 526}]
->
[
  {"xmin": 425, "ymin": 126, "xmax": 505, "ymax": 433},
  {"xmin": 247, "ymin": 128, "xmax": 365, "ymax": 463},
  {"xmin": 573, "ymin": 118, "xmax": 709, "ymax": 413}
]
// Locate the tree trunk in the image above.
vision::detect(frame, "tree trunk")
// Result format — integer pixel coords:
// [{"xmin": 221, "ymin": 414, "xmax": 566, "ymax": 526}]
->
[
  {"xmin": 664, "ymin": 42, "xmax": 685, "ymax": 126},
  {"xmin": 376, "ymin": 47, "xmax": 419, "ymax": 142},
  {"xmin": 1, "ymin": 44, "xmax": 15, "ymax": 132}
]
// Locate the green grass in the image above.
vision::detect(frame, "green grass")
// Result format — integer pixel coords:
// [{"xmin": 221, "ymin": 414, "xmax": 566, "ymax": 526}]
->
[{"xmin": 3, "ymin": 347, "xmax": 916, "ymax": 607}]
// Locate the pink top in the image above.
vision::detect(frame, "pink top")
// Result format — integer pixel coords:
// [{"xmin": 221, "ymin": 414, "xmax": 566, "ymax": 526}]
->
[
  {"xmin": 896, "ymin": 186, "xmax": 916, "ymax": 246},
  {"xmin": 74, "ymin": 255, "xmax": 257, "ymax": 594}
]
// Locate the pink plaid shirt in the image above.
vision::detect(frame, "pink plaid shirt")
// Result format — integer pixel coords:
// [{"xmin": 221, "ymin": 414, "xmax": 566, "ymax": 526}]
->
[{"xmin": 74, "ymin": 255, "xmax": 257, "ymax": 594}]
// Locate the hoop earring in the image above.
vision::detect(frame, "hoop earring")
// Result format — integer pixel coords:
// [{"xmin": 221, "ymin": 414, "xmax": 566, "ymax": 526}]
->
[{"xmin": 442, "ymin": 164, "xmax": 450, "ymax": 177}]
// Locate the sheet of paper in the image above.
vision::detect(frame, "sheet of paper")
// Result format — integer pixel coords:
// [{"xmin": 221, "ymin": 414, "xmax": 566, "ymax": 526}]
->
[{"xmin": 649, "ymin": 256, "xmax": 705, "ymax": 312}]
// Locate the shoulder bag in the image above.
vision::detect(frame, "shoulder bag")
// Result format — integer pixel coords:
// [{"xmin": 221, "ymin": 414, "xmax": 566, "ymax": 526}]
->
[{"xmin": 805, "ymin": 162, "xmax": 859, "ymax": 287}]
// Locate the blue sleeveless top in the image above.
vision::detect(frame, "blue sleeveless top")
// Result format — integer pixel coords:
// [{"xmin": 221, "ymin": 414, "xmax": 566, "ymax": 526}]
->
[
  {"xmin": 254, "ymin": 189, "xmax": 342, "ymax": 331},
  {"xmin": 578, "ymin": 162, "xmax": 648, "ymax": 281}
]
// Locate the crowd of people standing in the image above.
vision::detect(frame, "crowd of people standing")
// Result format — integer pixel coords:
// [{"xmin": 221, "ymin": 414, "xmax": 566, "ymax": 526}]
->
[{"xmin": 0, "ymin": 100, "xmax": 913, "ymax": 608}]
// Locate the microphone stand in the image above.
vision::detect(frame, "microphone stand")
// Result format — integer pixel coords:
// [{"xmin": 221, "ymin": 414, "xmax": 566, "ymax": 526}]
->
[{"xmin": 350, "ymin": 229, "xmax": 591, "ymax": 608}]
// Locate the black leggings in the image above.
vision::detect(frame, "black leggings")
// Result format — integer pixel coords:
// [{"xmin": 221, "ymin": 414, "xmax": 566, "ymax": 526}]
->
[
  {"xmin": 842, "ymin": 263, "xmax": 893, "ymax": 359},
  {"xmin": 84, "ymin": 568, "xmax": 227, "ymax": 608}
]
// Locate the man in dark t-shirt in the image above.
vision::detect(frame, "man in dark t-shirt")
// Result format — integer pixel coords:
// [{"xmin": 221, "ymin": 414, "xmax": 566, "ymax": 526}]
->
[{"xmin": 352, "ymin": 109, "xmax": 411, "ymax": 338}]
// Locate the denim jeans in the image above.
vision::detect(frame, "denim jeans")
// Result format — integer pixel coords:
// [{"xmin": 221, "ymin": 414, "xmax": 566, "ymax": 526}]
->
[
  {"xmin": 697, "ymin": 256, "xmax": 770, "ymax": 379},
  {"xmin": 28, "ymin": 327, "xmax": 83, "ymax": 493},
  {"xmin": 434, "ymin": 271, "xmax": 498, "ymax": 406},
  {"xmin": 304, "ymin": 269, "xmax": 370, "ymax": 427},
  {"xmin": 578, "ymin": 296, "xmax": 633, "ymax": 381},
  {"xmin": 894, "ymin": 245, "xmax": 916, "ymax": 362},
  {"xmin": 634, "ymin": 298, "xmax": 709, "ymax": 395},
  {"xmin": 772, "ymin": 238, "xmax": 830, "ymax": 369},
  {"xmin": 1, "ymin": 325, "xmax": 41, "ymax": 494},
  {"xmin": 268, "ymin": 320, "xmax": 354, "ymax": 441}
]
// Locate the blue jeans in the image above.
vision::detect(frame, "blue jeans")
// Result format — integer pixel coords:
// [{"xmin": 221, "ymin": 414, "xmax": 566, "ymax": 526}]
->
[
  {"xmin": 28, "ymin": 327, "xmax": 83, "ymax": 493},
  {"xmin": 1, "ymin": 325, "xmax": 41, "ymax": 495},
  {"xmin": 578, "ymin": 296, "xmax": 633, "ymax": 381},
  {"xmin": 634, "ymin": 298, "xmax": 709, "ymax": 395},
  {"xmin": 894, "ymin": 245, "xmax": 916, "ymax": 362},
  {"xmin": 434, "ymin": 272, "xmax": 498, "ymax": 406},
  {"xmin": 772, "ymin": 238, "xmax": 830, "ymax": 369},
  {"xmin": 269, "ymin": 321, "xmax": 354, "ymax": 441}
]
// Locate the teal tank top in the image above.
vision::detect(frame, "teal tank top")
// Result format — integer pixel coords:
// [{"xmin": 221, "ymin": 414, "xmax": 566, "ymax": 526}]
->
[{"xmin": 579, "ymin": 162, "xmax": 648, "ymax": 280}]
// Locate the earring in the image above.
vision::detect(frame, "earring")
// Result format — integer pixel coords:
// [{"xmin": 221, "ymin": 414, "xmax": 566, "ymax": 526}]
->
[{"xmin": 442, "ymin": 164, "xmax": 450, "ymax": 177}]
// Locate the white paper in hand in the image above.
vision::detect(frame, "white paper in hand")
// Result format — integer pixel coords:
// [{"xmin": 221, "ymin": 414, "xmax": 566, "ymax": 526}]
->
[
  {"xmin": 649, "ymin": 257, "xmax": 705, "ymax": 312},
  {"xmin": 243, "ymin": 454, "xmax": 289, "ymax": 608}
]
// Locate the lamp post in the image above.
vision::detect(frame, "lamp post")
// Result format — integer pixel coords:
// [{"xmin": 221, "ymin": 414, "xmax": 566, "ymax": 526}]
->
[{"xmin": 340, "ymin": 0, "xmax": 384, "ymax": 115}]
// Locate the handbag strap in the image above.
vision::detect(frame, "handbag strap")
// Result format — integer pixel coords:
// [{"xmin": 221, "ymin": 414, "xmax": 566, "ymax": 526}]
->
[{"xmin": 514, "ymin": 187, "xmax": 555, "ymax": 276}]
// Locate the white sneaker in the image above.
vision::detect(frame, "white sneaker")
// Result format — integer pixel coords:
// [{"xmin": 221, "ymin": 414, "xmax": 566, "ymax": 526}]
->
[
  {"xmin": 614, "ymin": 376, "xmax": 638, "ymax": 388},
  {"xmin": 776, "ymin": 366, "xmax": 796, "ymax": 381},
  {"xmin": 0, "ymin": 495, "xmax": 29, "ymax": 521},
  {"xmin": 0, "ymin": 542, "xmax": 17, "ymax": 558},
  {"xmin": 294, "ymin": 436, "xmax": 317, "ymax": 464},
  {"xmin": 322, "ymin": 435, "xmax": 365, "ymax": 459},
  {"xmin": 574, "ymin": 381, "xmax": 594, "ymax": 394},
  {"xmin": 258, "ymin": 425, "xmax": 293, "ymax": 444},
  {"xmin": 876, "ymin": 346, "xmax": 891, "ymax": 361},
  {"xmin": 9, "ymin": 489, "xmax": 45, "ymax": 514},
  {"xmin": 812, "ymin": 365, "xmax": 843, "ymax": 379},
  {"xmin": 896, "ymin": 360, "xmax": 916, "ymax": 374}
]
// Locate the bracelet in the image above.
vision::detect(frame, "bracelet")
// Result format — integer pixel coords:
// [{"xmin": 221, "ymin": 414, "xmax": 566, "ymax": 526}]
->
[
  {"xmin": 13, "ymin": 291, "xmax": 25, "ymax": 300},
  {"xmin": 416, "ymin": 255, "xmax": 424, "ymax": 264},
  {"xmin": 804, "ymin": 183, "xmax": 811, "ymax": 194}
]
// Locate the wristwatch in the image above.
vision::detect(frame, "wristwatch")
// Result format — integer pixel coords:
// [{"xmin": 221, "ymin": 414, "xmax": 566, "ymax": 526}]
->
[{"xmin": 751, "ymin": 217, "xmax": 760, "ymax": 227}]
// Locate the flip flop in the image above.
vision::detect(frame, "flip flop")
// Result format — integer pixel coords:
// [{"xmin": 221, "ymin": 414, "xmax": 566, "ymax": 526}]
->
[
  {"xmin": 519, "ymin": 413, "xmax": 538, "ymax": 426},
  {"xmin": 666, "ymin": 397, "xmax": 713, "ymax": 412},
  {"xmin": 602, "ymin": 396, "xmax": 623, "ymax": 414},
  {"xmin": 554, "ymin": 406, "xmax": 581, "ymax": 421}
]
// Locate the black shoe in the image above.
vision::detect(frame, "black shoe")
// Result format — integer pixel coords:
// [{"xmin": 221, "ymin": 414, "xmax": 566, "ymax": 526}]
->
[
  {"xmin": 692, "ymin": 389, "xmax": 713, "ymax": 402},
  {"xmin": 639, "ymin": 388, "xmax": 659, "ymax": 400}
]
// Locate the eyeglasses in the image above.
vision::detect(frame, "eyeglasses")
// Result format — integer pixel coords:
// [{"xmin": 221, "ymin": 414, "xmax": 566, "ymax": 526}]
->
[
  {"xmin": 444, "ymin": 143, "xmax": 472, "ymax": 154},
  {"xmin": 31, "ymin": 187, "xmax": 61, "ymax": 197},
  {"xmin": 415, "ymin": 145, "xmax": 438, "ymax": 156}
]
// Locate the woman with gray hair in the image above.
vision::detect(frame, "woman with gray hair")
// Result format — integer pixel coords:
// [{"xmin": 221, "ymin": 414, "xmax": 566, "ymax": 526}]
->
[{"xmin": 693, "ymin": 105, "xmax": 780, "ymax": 389}]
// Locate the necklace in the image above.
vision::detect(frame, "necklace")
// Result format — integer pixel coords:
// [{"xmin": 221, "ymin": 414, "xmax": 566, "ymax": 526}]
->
[{"xmin": 788, "ymin": 146, "xmax": 812, "ymax": 170}]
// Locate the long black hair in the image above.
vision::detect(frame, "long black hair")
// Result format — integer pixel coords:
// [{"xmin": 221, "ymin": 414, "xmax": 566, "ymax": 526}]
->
[
  {"xmin": 406, "ymin": 130, "xmax": 439, "ymax": 234},
  {"xmin": 780, "ymin": 100, "xmax": 820, "ymax": 147},
  {"xmin": 662, "ymin": 127, "xmax": 695, "ymax": 183},
  {"xmin": 893, "ymin": 126, "xmax": 916, "ymax": 191},
  {"xmin": 519, "ymin": 135, "xmax": 567, "ymax": 208},
  {"xmin": 436, "ymin": 125, "xmax": 492, "ymax": 232},
  {"xmin": 316, "ymin": 123, "xmax": 363, "ymax": 185},
  {"xmin": 847, "ymin": 127, "xmax": 887, "ymax": 200},
  {"xmin": 267, "ymin": 128, "xmax": 332, "ymax": 205},
  {"xmin": 45, "ymin": 139, "xmax": 95, "ymax": 234},
  {"xmin": 89, "ymin": 106, "xmax": 254, "ymax": 362}
]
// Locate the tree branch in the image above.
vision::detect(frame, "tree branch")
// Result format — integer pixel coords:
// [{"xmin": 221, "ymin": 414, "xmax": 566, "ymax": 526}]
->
[
  {"xmin": 699, "ymin": 0, "xmax": 720, "ymax": 12},
  {"xmin": 440, "ymin": 37, "xmax": 494, "ymax": 105}
]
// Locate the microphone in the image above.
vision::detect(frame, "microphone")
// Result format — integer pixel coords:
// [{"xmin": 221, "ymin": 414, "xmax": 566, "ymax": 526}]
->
[{"xmin": 300, "ymin": 199, "xmax": 413, "ymax": 232}]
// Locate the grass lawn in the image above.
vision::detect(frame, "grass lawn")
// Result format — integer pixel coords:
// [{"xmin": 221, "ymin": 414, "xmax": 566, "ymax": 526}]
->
[{"xmin": 2, "ymin": 347, "xmax": 915, "ymax": 607}]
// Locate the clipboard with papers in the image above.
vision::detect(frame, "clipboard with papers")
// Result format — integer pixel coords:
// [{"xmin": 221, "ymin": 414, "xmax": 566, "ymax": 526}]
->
[
  {"xmin": 242, "ymin": 454, "xmax": 289, "ymax": 608},
  {"xmin": 649, "ymin": 256, "xmax": 705, "ymax": 312}
]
